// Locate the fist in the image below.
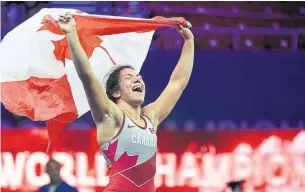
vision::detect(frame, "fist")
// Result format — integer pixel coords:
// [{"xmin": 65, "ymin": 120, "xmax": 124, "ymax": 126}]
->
[
  {"xmin": 58, "ymin": 13, "xmax": 76, "ymax": 34},
  {"xmin": 178, "ymin": 21, "xmax": 194, "ymax": 41}
]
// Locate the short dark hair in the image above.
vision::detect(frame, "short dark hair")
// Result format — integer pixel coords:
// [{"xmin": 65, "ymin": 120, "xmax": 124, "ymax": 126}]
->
[
  {"xmin": 46, "ymin": 158, "xmax": 60, "ymax": 168},
  {"xmin": 105, "ymin": 65, "xmax": 134, "ymax": 103}
]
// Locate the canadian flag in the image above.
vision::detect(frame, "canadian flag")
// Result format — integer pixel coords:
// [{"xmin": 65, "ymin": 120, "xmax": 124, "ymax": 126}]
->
[{"xmin": 0, "ymin": 8, "xmax": 188, "ymax": 144}]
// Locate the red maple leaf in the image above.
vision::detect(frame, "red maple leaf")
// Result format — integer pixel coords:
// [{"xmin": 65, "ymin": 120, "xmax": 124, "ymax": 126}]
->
[
  {"xmin": 102, "ymin": 140, "xmax": 139, "ymax": 175},
  {"xmin": 101, "ymin": 140, "xmax": 157, "ymax": 186},
  {"xmin": 37, "ymin": 15, "xmax": 116, "ymax": 66}
]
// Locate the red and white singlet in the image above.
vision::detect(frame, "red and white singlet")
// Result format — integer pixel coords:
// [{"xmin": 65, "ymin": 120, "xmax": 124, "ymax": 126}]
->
[{"xmin": 100, "ymin": 113, "xmax": 157, "ymax": 192}]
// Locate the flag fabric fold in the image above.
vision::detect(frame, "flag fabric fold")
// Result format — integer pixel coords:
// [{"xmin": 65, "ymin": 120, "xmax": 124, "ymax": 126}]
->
[{"xmin": 0, "ymin": 8, "xmax": 187, "ymax": 145}]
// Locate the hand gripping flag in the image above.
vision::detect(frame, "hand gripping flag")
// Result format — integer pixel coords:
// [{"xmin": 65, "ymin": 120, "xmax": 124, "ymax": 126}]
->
[{"xmin": 0, "ymin": 8, "xmax": 189, "ymax": 148}]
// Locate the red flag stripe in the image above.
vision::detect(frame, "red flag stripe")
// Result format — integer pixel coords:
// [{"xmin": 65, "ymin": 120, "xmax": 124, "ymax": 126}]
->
[{"xmin": 1, "ymin": 75, "xmax": 77, "ymax": 121}]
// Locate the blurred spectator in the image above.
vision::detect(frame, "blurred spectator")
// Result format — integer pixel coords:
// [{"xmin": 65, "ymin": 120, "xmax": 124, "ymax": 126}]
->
[
  {"xmin": 227, "ymin": 181, "xmax": 245, "ymax": 192},
  {"xmin": 38, "ymin": 159, "xmax": 77, "ymax": 192}
]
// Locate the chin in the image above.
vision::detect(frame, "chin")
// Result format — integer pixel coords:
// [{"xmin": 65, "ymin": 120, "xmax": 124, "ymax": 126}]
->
[
  {"xmin": 130, "ymin": 97, "xmax": 145, "ymax": 106},
  {"xmin": 135, "ymin": 99, "xmax": 145, "ymax": 106}
]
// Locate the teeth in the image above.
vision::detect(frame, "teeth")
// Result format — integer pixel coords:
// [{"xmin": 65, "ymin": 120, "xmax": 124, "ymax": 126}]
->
[{"xmin": 133, "ymin": 85, "xmax": 142, "ymax": 91}]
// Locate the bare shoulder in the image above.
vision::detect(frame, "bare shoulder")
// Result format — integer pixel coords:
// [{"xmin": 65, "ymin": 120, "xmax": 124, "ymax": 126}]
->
[{"xmin": 142, "ymin": 104, "xmax": 159, "ymax": 128}]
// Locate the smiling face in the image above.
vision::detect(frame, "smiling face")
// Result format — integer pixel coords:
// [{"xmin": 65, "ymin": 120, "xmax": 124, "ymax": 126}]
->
[{"xmin": 113, "ymin": 67, "xmax": 146, "ymax": 106}]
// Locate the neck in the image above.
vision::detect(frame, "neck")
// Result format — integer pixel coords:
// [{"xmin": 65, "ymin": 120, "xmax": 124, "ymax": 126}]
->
[
  {"xmin": 117, "ymin": 101, "xmax": 142, "ymax": 120},
  {"xmin": 50, "ymin": 178, "xmax": 61, "ymax": 186}
]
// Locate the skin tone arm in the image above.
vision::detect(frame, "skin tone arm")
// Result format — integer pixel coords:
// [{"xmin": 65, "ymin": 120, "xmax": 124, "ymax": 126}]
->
[
  {"xmin": 58, "ymin": 13, "xmax": 122, "ymax": 125},
  {"xmin": 143, "ymin": 24, "xmax": 195, "ymax": 128}
]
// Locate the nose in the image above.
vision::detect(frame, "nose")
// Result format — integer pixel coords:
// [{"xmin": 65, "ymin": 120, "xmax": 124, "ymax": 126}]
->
[
  {"xmin": 134, "ymin": 76, "xmax": 142, "ymax": 83},
  {"xmin": 134, "ymin": 80, "xmax": 140, "ymax": 85}
]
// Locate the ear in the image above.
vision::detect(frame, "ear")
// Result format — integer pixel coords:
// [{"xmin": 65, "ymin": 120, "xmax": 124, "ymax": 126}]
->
[{"xmin": 112, "ymin": 91, "xmax": 121, "ymax": 100}]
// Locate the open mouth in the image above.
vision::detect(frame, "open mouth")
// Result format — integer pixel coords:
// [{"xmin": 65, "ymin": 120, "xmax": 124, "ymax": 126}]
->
[{"xmin": 132, "ymin": 85, "xmax": 143, "ymax": 93}]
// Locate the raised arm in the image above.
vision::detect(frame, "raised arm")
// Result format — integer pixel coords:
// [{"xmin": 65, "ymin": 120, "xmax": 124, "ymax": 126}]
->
[
  {"xmin": 58, "ymin": 13, "xmax": 122, "ymax": 124},
  {"xmin": 143, "ymin": 24, "xmax": 194, "ymax": 127}
]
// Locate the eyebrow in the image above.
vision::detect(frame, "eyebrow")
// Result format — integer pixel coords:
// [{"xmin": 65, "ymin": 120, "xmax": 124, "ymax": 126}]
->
[{"xmin": 124, "ymin": 74, "xmax": 141, "ymax": 78}]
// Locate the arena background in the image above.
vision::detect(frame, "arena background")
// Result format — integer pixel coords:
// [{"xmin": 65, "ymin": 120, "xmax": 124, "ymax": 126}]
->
[{"xmin": 1, "ymin": 1, "xmax": 305, "ymax": 192}]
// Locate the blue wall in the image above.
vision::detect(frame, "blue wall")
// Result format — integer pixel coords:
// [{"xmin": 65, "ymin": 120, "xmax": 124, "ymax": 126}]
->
[{"xmin": 140, "ymin": 50, "xmax": 305, "ymax": 128}]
